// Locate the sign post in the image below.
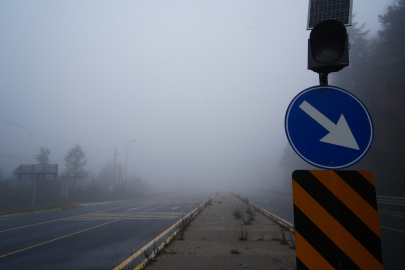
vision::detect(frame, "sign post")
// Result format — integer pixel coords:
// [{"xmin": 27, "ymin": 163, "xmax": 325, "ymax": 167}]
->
[
  {"xmin": 286, "ymin": 2, "xmax": 384, "ymax": 269},
  {"xmin": 13, "ymin": 164, "xmax": 58, "ymax": 208}
]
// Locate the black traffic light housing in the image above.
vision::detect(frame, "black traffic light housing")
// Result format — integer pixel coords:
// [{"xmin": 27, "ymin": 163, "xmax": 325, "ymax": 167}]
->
[{"xmin": 308, "ymin": 20, "xmax": 349, "ymax": 85}]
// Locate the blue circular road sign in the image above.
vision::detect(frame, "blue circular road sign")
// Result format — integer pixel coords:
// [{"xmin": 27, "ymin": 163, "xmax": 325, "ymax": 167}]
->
[{"xmin": 285, "ymin": 85, "xmax": 373, "ymax": 169}]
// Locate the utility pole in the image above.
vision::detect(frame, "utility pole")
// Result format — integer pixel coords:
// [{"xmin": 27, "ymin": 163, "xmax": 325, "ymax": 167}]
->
[
  {"xmin": 118, "ymin": 163, "xmax": 122, "ymax": 186},
  {"xmin": 125, "ymin": 140, "xmax": 135, "ymax": 183},
  {"xmin": 113, "ymin": 147, "xmax": 118, "ymax": 186},
  {"xmin": 138, "ymin": 177, "xmax": 140, "ymax": 197},
  {"xmin": 32, "ymin": 174, "xmax": 38, "ymax": 208}
]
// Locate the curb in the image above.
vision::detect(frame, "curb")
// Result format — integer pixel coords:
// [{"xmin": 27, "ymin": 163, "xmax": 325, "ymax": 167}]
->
[
  {"xmin": 231, "ymin": 192, "xmax": 295, "ymax": 232},
  {"xmin": 0, "ymin": 206, "xmax": 78, "ymax": 219},
  {"xmin": 248, "ymin": 201, "xmax": 295, "ymax": 232},
  {"xmin": 113, "ymin": 194, "xmax": 216, "ymax": 270}
]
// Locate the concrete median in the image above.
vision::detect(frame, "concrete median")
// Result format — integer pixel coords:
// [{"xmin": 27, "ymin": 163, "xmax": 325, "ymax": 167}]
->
[{"xmin": 144, "ymin": 192, "xmax": 296, "ymax": 270}]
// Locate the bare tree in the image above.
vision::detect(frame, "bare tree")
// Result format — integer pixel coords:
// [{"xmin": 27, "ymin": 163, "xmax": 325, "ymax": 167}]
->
[
  {"xmin": 35, "ymin": 147, "xmax": 51, "ymax": 165},
  {"xmin": 64, "ymin": 145, "xmax": 88, "ymax": 190}
]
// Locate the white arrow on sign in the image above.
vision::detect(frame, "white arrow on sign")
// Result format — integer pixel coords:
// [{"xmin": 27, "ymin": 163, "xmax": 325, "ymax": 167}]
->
[{"xmin": 299, "ymin": 100, "xmax": 360, "ymax": 150}]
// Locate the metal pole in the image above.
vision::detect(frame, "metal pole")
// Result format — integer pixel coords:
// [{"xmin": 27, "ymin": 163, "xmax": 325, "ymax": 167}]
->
[
  {"xmin": 125, "ymin": 140, "xmax": 135, "ymax": 184},
  {"xmin": 119, "ymin": 163, "xmax": 122, "ymax": 186},
  {"xmin": 114, "ymin": 147, "xmax": 116, "ymax": 186},
  {"xmin": 125, "ymin": 144, "xmax": 127, "ymax": 183},
  {"xmin": 32, "ymin": 175, "xmax": 37, "ymax": 208},
  {"xmin": 138, "ymin": 178, "xmax": 140, "ymax": 197}
]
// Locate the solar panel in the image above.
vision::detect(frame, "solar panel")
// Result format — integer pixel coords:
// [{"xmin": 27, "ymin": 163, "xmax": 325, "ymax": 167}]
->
[{"xmin": 307, "ymin": 0, "xmax": 353, "ymax": 30}]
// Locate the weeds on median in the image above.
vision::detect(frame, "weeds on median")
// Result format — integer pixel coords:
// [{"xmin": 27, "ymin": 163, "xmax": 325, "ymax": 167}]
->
[
  {"xmin": 230, "ymin": 192, "xmax": 296, "ymax": 249},
  {"xmin": 288, "ymin": 232, "xmax": 296, "ymax": 249},
  {"xmin": 230, "ymin": 203, "xmax": 244, "ymax": 219},
  {"xmin": 280, "ymin": 227, "xmax": 288, "ymax": 245},
  {"xmin": 177, "ymin": 214, "xmax": 192, "ymax": 240},
  {"xmin": 111, "ymin": 246, "xmax": 138, "ymax": 270},
  {"xmin": 235, "ymin": 223, "xmax": 249, "ymax": 241},
  {"xmin": 245, "ymin": 206, "xmax": 256, "ymax": 221}
]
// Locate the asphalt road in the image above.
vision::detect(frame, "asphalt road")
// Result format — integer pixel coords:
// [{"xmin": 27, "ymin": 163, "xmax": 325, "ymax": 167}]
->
[
  {"xmin": 0, "ymin": 192, "xmax": 211, "ymax": 270},
  {"xmin": 239, "ymin": 191, "xmax": 405, "ymax": 270}
]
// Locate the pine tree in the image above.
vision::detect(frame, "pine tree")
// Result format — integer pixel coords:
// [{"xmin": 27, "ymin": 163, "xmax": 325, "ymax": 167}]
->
[
  {"xmin": 35, "ymin": 147, "xmax": 51, "ymax": 165},
  {"xmin": 315, "ymin": 5, "xmax": 405, "ymax": 196},
  {"xmin": 64, "ymin": 145, "xmax": 88, "ymax": 190}
]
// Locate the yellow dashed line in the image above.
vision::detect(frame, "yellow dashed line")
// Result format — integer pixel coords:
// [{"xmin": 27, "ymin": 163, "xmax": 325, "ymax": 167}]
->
[
  {"xmin": 0, "ymin": 202, "xmax": 151, "ymax": 233},
  {"xmin": 125, "ymin": 205, "xmax": 152, "ymax": 211},
  {"xmin": 0, "ymin": 204, "xmax": 169, "ymax": 258},
  {"xmin": 0, "ymin": 219, "xmax": 120, "ymax": 258},
  {"xmin": 65, "ymin": 212, "xmax": 186, "ymax": 221},
  {"xmin": 379, "ymin": 212, "xmax": 405, "ymax": 218},
  {"xmin": 114, "ymin": 197, "xmax": 212, "ymax": 270},
  {"xmin": 380, "ymin": 226, "xmax": 405, "ymax": 234}
]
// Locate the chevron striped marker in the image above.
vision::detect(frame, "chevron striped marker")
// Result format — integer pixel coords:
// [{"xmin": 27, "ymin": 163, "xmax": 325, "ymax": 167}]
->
[{"xmin": 292, "ymin": 170, "xmax": 383, "ymax": 270}]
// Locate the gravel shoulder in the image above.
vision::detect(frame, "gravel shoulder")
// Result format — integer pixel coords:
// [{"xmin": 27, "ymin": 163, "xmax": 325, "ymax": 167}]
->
[{"xmin": 146, "ymin": 192, "xmax": 296, "ymax": 270}]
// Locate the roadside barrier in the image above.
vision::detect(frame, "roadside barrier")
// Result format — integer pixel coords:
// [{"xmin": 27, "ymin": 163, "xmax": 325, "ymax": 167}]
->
[
  {"xmin": 114, "ymin": 194, "xmax": 216, "ymax": 270},
  {"xmin": 231, "ymin": 192, "xmax": 295, "ymax": 233}
]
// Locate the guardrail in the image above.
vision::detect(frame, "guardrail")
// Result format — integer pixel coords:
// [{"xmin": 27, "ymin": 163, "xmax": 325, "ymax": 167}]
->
[
  {"xmin": 232, "ymin": 193, "xmax": 405, "ymax": 232},
  {"xmin": 231, "ymin": 192, "xmax": 295, "ymax": 232},
  {"xmin": 377, "ymin": 196, "xmax": 405, "ymax": 213},
  {"xmin": 248, "ymin": 201, "xmax": 295, "ymax": 232}
]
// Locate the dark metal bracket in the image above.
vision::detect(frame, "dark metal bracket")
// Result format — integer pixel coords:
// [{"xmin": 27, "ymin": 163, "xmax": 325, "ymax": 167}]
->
[{"xmin": 319, "ymin": 72, "xmax": 329, "ymax": 85}]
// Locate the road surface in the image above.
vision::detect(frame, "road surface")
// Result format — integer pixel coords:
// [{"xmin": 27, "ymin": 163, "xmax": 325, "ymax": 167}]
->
[{"xmin": 0, "ymin": 192, "xmax": 210, "ymax": 270}]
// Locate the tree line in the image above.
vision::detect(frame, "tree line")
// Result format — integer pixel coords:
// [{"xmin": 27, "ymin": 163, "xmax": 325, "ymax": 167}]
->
[
  {"xmin": 0, "ymin": 145, "xmax": 147, "ymax": 211},
  {"xmin": 35, "ymin": 145, "xmax": 88, "ymax": 191}
]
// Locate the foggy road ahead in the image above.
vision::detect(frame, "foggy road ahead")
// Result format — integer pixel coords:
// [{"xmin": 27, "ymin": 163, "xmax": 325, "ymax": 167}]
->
[{"xmin": 0, "ymin": 193, "xmax": 210, "ymax": 270}]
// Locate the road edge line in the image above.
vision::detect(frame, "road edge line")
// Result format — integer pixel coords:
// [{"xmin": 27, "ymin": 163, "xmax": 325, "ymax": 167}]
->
[{"xmin": 113, "ymin": 194, "xmax": 216, "ymax": 270}]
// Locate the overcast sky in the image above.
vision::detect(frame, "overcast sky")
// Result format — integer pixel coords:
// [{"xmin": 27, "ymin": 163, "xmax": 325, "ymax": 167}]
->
[{"xmin": 0, "ymin": 0, "xmax": 394, "ymax": 190}]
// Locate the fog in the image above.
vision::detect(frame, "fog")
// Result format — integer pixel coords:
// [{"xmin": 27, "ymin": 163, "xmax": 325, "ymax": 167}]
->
[{"xmin": 0, "ymin": 1, "xmax": 395, "ymax": 194}]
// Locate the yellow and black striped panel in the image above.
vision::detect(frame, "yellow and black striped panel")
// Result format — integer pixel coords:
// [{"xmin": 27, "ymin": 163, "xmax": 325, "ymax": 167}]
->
[{"xmin": 292, "ymin": 170, "xmax": 383, "ymax": 270}]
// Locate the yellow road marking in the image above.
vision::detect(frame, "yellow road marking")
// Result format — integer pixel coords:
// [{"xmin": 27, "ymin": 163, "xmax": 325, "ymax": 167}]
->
[
  {"xmin": 125, "ymin": 205, "xmax": 152, "ymax": 211},
  {"xmin": 379, "ymin": 212, "xmax": 405, "ymax": 218},
  {"xmin": 380, "ymin": 226, "xmax": 405, "ymax": 234},
  {"xmin": 67, "ymin": 217, "xmax": 180, "ymax": 220},
  {"xmin": 124, "ymin": 218, "xmax": 176, "ymax": 220},
  {"xmin": 133, "ymin": 229, "xmax": 180, "ymax": 270},
  {"xmin": 114, "ymin": 197, "xmax": 213, "ymax": 270},
  {"xmin": 65, "ymin": 212, "xmax": 185, "ymax": 221},
  {"xmin": 0, "ymin": 202, "xmax": 152, "ymax": 233},
  {"xmin": 0, "ymin": 204, "xmax": 169, "ymax": 259},
  {"xmin": 0, "ymin": 219, "xmax": 119, "ymax": 258}
]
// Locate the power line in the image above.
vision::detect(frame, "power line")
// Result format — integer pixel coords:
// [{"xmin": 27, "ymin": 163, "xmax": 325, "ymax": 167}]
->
[
  {"xmin": 0, "ymin": 117, "xmax": 113, "ymax": 151},
  {"xmin": 0, "ymin": 154, "xmax": 65, "ymax": 163}
]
